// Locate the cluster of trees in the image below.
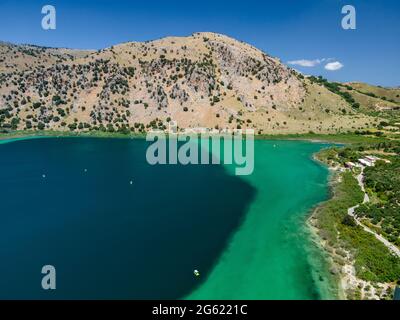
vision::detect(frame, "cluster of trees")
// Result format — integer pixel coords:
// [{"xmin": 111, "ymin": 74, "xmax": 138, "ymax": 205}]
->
[
  {"xmin": 314, "ymin": 170, "xmax": 400, "ymax": 284},
  {"xmin": 355, "ymin": 158, "xmax": 400, "ymax": 246},
  {"xmin": 320, "ymin": 141, "xmax": 400, "ymax": 250}
]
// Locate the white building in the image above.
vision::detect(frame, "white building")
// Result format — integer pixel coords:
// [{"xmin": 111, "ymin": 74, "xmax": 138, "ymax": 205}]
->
[{"xmin": 358, "ymin": 158, "xmax": 373, "ymax": 167}]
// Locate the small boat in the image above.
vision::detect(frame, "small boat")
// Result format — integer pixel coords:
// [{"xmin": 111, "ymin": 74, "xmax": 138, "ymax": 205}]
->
[{"xmin": 194, "ymin": 269, "xmax": 200, "ymax": 277}]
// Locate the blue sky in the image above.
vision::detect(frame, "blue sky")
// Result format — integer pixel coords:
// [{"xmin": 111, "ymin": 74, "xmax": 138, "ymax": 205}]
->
[{"xmin": 0, "ymin": 0, "xmax": 399, "ymax": 86}]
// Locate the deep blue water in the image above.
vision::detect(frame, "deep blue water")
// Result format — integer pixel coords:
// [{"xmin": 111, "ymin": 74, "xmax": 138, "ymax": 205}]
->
[{"xmin": 0, "ymin": 137, "xmax": 255, "ymax": 299}]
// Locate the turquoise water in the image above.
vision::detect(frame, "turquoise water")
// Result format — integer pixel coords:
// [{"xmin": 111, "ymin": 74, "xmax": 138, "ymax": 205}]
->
[
  {"xmin": 0, "ymin": 137, "xmax": 336, "ymax": 299},
  {"xmin": 189, "ymin": 140, "xmax": 337, "ymax": 299}
]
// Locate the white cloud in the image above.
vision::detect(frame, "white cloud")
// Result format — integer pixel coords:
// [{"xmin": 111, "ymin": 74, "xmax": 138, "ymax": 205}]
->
[
  {"xmin": 287, "ymin": 59, "xmax": 324, "ymax": 67},
  {"xmin": 287, "ymin": 57, "xmax": 337, "ymax": 68},
  {"xmin": 324, "ymin": 61, "xmax": 344, "ymax": 71}
]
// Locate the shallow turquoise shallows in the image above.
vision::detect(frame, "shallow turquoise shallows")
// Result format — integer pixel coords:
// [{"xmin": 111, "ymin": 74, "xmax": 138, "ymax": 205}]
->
[
  {"xmin": 0, "ymin": 137, "xmax": 336, "ymax": 299},
  {"xmin": 189, "ymin": 140, "xmax": 337, "ymax": 300}
]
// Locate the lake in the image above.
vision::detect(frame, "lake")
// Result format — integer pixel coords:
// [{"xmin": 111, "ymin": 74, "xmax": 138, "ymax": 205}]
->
[{"xmin": 0, "ymin": 137, "xmax": 336, "ymax": 299}]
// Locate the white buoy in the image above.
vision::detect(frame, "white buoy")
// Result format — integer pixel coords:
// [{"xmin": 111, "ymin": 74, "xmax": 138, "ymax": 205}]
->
[
  {"xmin": 84, "ymin": 168, "xmax": 88, "ymax": 173},
  {"xmin": 130, "ymin": 180, "xmax": 133, "ymax": 185},
  {"xmin": 42, "ymin": 174, "xmax": 46, "ymax": 178}
]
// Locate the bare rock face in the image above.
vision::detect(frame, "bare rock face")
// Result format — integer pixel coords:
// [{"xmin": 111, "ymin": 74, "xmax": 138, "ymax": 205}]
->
[{"xmin": 0, "ymin": 32, "xmax": 375, "ymax": 134}]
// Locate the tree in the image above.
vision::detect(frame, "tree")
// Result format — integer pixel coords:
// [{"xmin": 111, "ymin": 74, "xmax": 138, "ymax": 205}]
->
[
  {"xmin": 11, "ymin": 117, "xmax": 20, "ymax": 130},
  {"xmin": 342, "ymin": 215, "xmax": 356, "ymax": 227},
  {"xmin": 68, "ymin": 123, "xmax": 77, "ymax": 131},
  {"xmin": 33, "ymin": 102, "xmax": 42, "ymax": 109}
]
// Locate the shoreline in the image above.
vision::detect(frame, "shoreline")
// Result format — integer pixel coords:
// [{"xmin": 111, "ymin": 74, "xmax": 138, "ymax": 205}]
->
[
  {"xmin": 0, "ymin": 130, "xmax": 147, "ymax": 142},
  {"xmin": 0, "ymin": 130, "xmax": 388, "ymax": 145},
  {"xmin": 305, "ymin": 153, "xmax": 344, "ymax": 300},
  {"xmin": 308, "ymin": 151, "xmax": 366, "ymax": 300},
  {"xmin": 306, "ymin": 164, "xmax": 345, "ymax": 300},
  {"xmin": 308, "ymin": 150, "xmax": 398, "ymax": 300}
]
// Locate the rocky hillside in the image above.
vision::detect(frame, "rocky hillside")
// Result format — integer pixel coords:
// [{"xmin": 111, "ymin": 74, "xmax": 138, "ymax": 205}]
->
[{"xmin": 0, "ymin": 32, "xmax": 385, "ymax": 134}]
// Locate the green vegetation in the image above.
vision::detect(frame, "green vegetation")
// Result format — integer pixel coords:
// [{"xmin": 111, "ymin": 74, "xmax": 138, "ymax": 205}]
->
[
  {"xmin": 318, "ymin": 140, "xmax": 400, "ymax": 246},
  {"xmin": 0, "ymin": 129, "xmax": 146, "ymax": 141},
  {"xmin": 315, "ymin": 135, "xmax": 400, "ymax": 289},
  {"xmin": 258, "ymin": 132, "xmax": 388, "ymax": 144},
  {"xmin": 356, "ymin": 158, "xmax": 400, "ymax": 246},
  {"xmin": 314, "ymin": 171, "xmax": 400, "ymax": 283}
]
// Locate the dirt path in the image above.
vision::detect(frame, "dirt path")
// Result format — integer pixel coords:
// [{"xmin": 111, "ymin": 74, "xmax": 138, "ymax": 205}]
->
[{"xmin": 347, "ymin": 168, "xmax": 400, "ymax": 257}]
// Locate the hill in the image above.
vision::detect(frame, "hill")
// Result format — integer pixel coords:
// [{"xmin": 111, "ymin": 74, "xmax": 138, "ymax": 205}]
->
[{"xmin": 0, "ymin": 32, "xmax": 395, "ymax": 135}]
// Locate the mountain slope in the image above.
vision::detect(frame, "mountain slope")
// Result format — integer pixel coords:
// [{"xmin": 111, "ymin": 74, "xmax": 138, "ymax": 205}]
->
[
  {"xmin": 0, "ymin": 32, "xmax": 381, "ymax": 134},
  {"xmin": 348, "ymin": 82, "xmax": 400, "ymax": 104},
  {"xmin": 0, "ymin": 42, "xmax": 92, "ymax": 73}
]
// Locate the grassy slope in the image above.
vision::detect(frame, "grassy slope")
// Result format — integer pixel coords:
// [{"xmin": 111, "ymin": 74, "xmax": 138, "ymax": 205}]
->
[
  {"xmin": 348, "ymin": 82, "xmax": 400, "ymax": 104},
  {"xmin": 346, "ymin": 89, "xmax": 398, "ymax": 112}
]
